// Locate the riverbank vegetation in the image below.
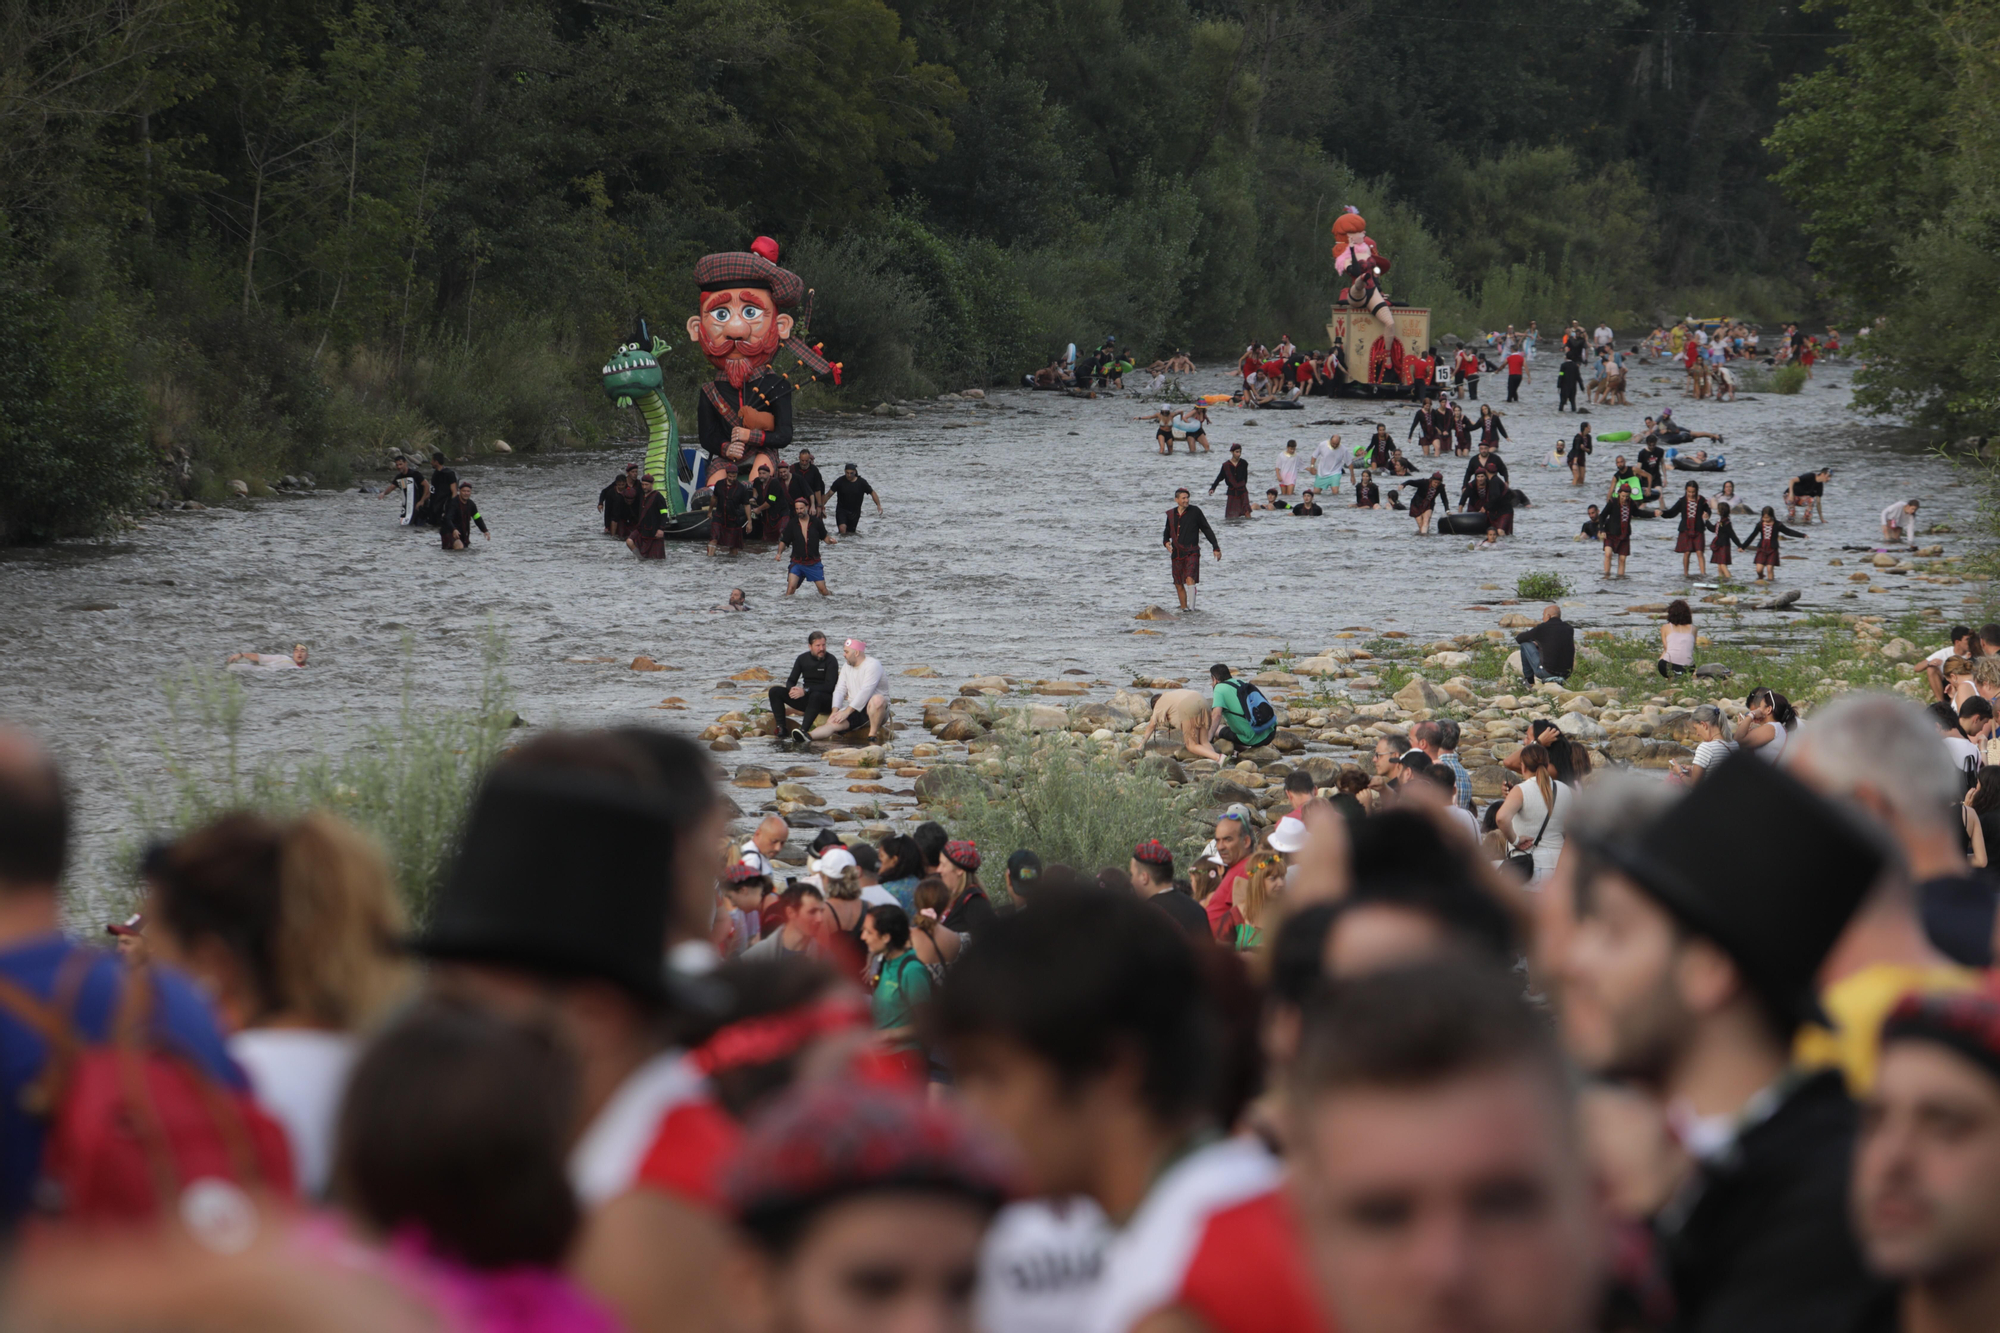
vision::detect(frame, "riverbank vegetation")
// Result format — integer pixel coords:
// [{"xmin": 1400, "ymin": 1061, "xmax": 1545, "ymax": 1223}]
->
[{"xmin": 3, "ymin": 0, "xmax": 1855, "ymax": 541}]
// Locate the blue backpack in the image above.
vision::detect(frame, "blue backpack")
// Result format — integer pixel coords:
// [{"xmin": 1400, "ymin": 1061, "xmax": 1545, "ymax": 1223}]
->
[{"xmin": 1223, "ymin": 679, "xmax": 1277, "ymax": 744}]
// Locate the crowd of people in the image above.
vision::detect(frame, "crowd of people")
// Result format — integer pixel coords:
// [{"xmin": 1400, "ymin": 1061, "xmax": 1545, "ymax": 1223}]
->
[
  {"xmin": 380, "ymin": 451, "xmax": 494, "ymax": 551},
  {"xmin": 7, "ymin": 615, "xmax": 2000, "ymax": 1333}
]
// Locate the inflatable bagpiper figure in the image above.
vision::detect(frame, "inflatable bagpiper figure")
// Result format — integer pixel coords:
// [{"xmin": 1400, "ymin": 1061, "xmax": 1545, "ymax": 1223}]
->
[
  {"xmin": 688, "ymin": 237, "xmax": 838, "ymax": 487},
  {"xmin": 1332, "ymin": 207, "xmax": 1396, "ymax": 336}
]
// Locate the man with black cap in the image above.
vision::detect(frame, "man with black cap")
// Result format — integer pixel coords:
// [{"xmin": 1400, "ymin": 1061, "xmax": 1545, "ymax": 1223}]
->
[
  {"xmin": 1560, "ymin": 753, "xmax": 1891, "ymax": 1332},
  {"xmin": 1005, "ymin": 848, "xmax": 1042, "ymax": 905},
  {"xmin": 415, "ymin": 730, "xmax": 738, "ymax": 1333},
  {"xmin": 1854, "ymin": 985, "xmax": 2000, "ymax": 1333}
]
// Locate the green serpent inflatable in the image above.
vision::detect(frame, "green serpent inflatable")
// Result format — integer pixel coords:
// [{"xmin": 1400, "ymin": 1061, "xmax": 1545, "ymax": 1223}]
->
[{"xmin": 601, "ymin": 321, "xmax": 693, "ymax": 516}]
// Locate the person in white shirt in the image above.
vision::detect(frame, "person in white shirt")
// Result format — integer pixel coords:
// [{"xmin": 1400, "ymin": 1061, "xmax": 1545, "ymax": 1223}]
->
[
  {"xmin": 1924, "ymin": 625, "xmax": 1983, "ymax": 702},
  {"xmin": 225, "ymin": 643, "xmax": 307, "ymax": 669},
  {"xmin": 740, "ymin": 813, "xmax": 788, "ymax": 877},
  {"xmin": 1882, "ymin": 498, "xmax": 1920, "ymax": 545},
  {"xmin": 809, "ymin": 638, "xmax": 887, "ymax": 740},
  {"xmin": 1307, "ymin": 433, "xmax": 1353, "ymax": 487},
  {"xmin": 1275, "ymin": 440, "xmax": 1302, "ymax": 495},
  {"xmin": 1594, "ymin": 322, "xmax": 1614, "ymax": 349}
]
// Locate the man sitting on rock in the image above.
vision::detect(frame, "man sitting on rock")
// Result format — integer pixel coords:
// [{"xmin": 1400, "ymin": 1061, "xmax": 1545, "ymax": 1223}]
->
[
  {"xmin": 1140, "ymin": 688, "xmax": 1225, "ymax": 763},
  {"xmin": 808, "ymin": 639, "xmax": 887, "ymax": 743}
]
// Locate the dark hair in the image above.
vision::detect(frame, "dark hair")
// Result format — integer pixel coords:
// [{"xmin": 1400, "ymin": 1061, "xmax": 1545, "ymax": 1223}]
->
[
  {"xmin": 936, "ymin": 888, "xmax": 1217, "ymax": 1123},
  {"xmin": 867, "ymin": 903, "xmax": 912, "ymax": 951},
  {"xmin": 1210, "ymin": 663, "xmax": 1233, "ymax": 683},
  {"xmin": 334, "ymin": 996, "xmax": 579, "ymax": 1269},
  {"xmin": 1515, "ymin": 742, "xmax": 1552, "ymax": 774},
  {"xmin": 1930, "ymin": 701, "xmax": 1968, "ymax": 739},
  {"xmin": 849, "ymin": 841, "xmax": 879, "ymax": 874},
  {"xmin": 1666, "ymin": 599, "xmax": 1693, "ymax": 626},
  {"xmin": 0, "ymin": 740, "xmax": 67, "ymax": 885},
  {"xmin": 1746, "ymin": 687, "xmax": 1798, "ymax": 728},
  {"xmin": 913, "ymin": 874, "xmax": 952, "ymax": 916},
  {"xmin": 1420, "ymin": 766, "xmax": 1457, "ymax": 796},
  {"xmin": 807, "ymin": 631, "xmax": 826, "ymax": 644},
  {"xmin": 1951, "ymin": 624, "xmax": 1977, "ymax": 646},
  {"xmin": 1411, "ymin": 720, "xmax": 1442, "ymax": 749},
  {"xmin": 1291, "ymin": 961, "xmax": 1564, "ymax": 1107},
  {"xmin": 1981, "ymin": 623, "xmax": 2000, "ymax": 647},
  {"xmin": 1284, "ymin": 771, "xmax": 1316, "ymax": 795},
  {"xmin": 155, "ymin": 813, "xmax": 287, "ymax": 1018},
  {"xmin": 912, "ymin": 822, "xmax": 949, "ymax": 868},
  {"xmin": 1961, "ymin": 697, "xmax": 1994, "ymax": 723},
  {"xmin": 879, "ymin": 834, "xmax": 923, "ymax": 881},
  {"xmin": 1345, "ymin": 811, "xmax": 1519, "ymax": 962},
  {"xmin": 777, "ymin": 882, "xmax": 825, "ymax": 922},
  {"xmin": 1435, "ymin": 719, "xmax": 1461, "ymax": 750},
  {"xmin": 1972, "ymin": 768, "xmax": 2000, "ymax": 815}
]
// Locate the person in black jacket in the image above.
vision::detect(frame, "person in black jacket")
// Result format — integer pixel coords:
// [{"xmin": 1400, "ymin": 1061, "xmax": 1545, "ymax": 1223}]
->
[
  {"xmin": 707, "ymin": 462, "xmax": 749, "ymax": 556},
  {"xmin": 768, "ymin": 631, "xmax": 839, "ymax": 750},
  {"xmin": 1562, "ymin": 755, "xmax": 1890, "ymax": 1333},
  {"xmin": 1163, "ymin": 488, "xmax": 1221, "ymax": 612},
  {"xmin": 439, "ymin": 481, "xmax": 489, "ymax": 551},
  {"xmin": 598, "ymin": 463, "xmax": 640, "ymax": 535},
  {"xmin": 1515, "ymin": 604, "xmax": 1573, "ymax": 687}
]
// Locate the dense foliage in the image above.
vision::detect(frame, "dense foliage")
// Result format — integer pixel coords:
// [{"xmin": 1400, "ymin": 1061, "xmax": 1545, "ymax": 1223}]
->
[
  {"xmin": 3, "ymin": 0, "xmax": 1845, "ymax": 538},
  {"xmin": 1769, "ymin": 0, "xmax": 2000, "ymax": 438}
]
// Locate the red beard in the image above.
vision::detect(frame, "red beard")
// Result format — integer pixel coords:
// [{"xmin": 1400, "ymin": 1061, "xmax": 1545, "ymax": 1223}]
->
[{"xmin": 701, "ymin": 326, "xmax": 783, "ymax": 389}]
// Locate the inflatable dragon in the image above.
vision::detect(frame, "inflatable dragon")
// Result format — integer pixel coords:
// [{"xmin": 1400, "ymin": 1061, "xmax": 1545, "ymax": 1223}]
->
[{"xmin": 600, "ymin": 318, "xmax": 712, "ymax": 540}]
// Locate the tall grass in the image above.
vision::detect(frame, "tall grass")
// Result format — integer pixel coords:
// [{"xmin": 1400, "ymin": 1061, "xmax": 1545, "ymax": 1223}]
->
[
  {"xmin": 924, "ymin": 731, "xmax": 1210, "ymax": 894},
  {"xmin": 115, "ymin": 632, "xmax": 516, "ymax": 919}
]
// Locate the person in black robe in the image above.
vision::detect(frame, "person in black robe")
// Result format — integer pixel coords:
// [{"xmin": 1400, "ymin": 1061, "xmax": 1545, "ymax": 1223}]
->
[
  {"xmin": 707, "ymin": 464, "xmax": 748, "ymax": 556},
  {"xmin": 1163, "ymin": 488, "xmax": 1221, "ymax": 611},
  {"xmin": 627, "ymin": 475, "xmax": 669, "ymax": 559},
  {"xmin": 1659, "ymin": 481, "xmax": 1714, "ymax": 578},
  {"xmin": 1209, "ymin": 446, "xmax": 1252, "ymax": 519},
  {"xmin": 599, "ymin": 464, "xmax": 640, "ymax": 535},
  {"xmin": 421, "ymin": 452, "xmax": 458, "ymax": 527},
  {"xmin": 1400, "ymin": 471, "xmax": 1447, "ymax": 535}
]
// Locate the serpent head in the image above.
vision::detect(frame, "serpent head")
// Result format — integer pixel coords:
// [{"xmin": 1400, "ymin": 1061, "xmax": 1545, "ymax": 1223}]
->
[{"xmin": 602, "ymin": 337, "xmax": 667, "ymax": 406}]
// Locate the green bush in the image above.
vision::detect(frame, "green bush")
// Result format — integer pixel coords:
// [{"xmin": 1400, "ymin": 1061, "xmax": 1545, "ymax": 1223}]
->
[
  {"xmin": 1771, "ymin": 364, "xmax": 1808, "ymax": 395},
  {"xmin": 1517, "ymin": 571, "xmax": 1571, "ymax": 600},
  {"xmin": 921, "ymin": 730, "xmax": 1209, "ymax": 898},
  {"xmin": 114, "ymin": 634, "xmax": 516, "ymax": 919}
]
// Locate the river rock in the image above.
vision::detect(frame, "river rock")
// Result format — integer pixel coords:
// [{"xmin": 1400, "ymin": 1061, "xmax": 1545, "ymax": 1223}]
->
[
  {"xmin": 733, "ymin": 765, "xmax": 777, "ymax": 789},
  {"xmin": 228, "ymin": 479, "xmax": 249, "ymax": 496},
  {"xmin": 847, "ymin": 767, "xmax": 883, "ymax": 780},
  {"xmin": 1207, "ymin": 779, "xmax": 1258, "ymax": 807},
  {"xmin": 1035, "ymin": 681, "xmax": 1089, "ymax": 696},
  {"xmin": 1879, "ymin": 637, "xmax": 1919, "ymax": 662},
  {"xmin": 1471, "ymin": 765, "xmax": 1514, "ymax": 798},
  {"xmin": 709, "ymin": 738, "xmax": 741, "ymax": 752},
  {"xmin": 1393, "ymin": 677, "xmax": 1448, "ymax": 711},
  {"xmin": 1135, "ymin": 605, "xmax": 1174, "ymax": 621},
  {"xmin": 1295, "ymin": 756, "xmax": 1341, "ymax": 786},
  {"xmin": 1756, "ymin": 588, "xmax": 1803, "ymax": 609},
  {"xmin": 1693, "ymin": 662, "xmax": 1734, "ymax": 679},
  {"xmin": 1440, "ymin": 678, "xmax": 1478, "ymax": 704},
  {"xmin": 913, "ymin": 768, "xmax": 962, "ymax": 802},
  {"xmin": 1107, "ymin": 690, "xmax": 1152, "ymax": 720},
  {"xmin": 1270, "ymin": 730, "xmax": 1305, "ymax": 754},
  {"xmin": 935, "ymin": 714, "xmax": 982, "ymax": 741},
  {"xmin": 1251, "ymin": 670, "xmax": 1298, "ymax": 687},
  {"xmin": 731, "ymin": 666, "xmax": 772, "ymax": 682},
  {"xmin": 631, "ymin": 655, "xmax": 667, "ymax": 672},
  {"xmin": 1024, "ymin": 704, "xmax": 1069, "ymax": 732},
  {"xmin": 872, "ymin": 402, "xmax": 895, "ymax": 416},
  {"xmin": 1559, "ymin": 695, "xmax": 1598, "ymax": 717},
  {"xmin": 909, "ymin": 743, "xmax": 940, "ymax": 758},
  {"xmin": 1556, "ymin": 713, "xmax": 1606, "ymax": 742},
  {"xmin": 960, "ymin": 675, "xmax": 1009, "ymax": 694},
  {"xmin": 1498, "ymin": 613, "xmax": 1536, "ymax": 628},
  {"xmin": 773, "ymin": 782, "xmax": 825, "ymax": 806},
  {"xmin": 1424, "ymin": 651, "xmax": 1473, "ymax": 668},
  {"xmin": 903, "ymin": 665, "xmax": 939, "ymax": 677}
]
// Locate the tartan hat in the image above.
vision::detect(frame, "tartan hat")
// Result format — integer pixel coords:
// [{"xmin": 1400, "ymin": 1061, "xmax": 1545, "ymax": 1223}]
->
[
  {"xmin": 1882, "ymin": 983, "xmax": 2000, "ymax": 1091},
  {"xmin": 695, "ymin": 247, "xmax": 806, "ymax": 308},
  {"xmin": 1133, "ymin": 839, "xmax": 1174, "ymax": 866},
  {"xmin": 726, "ymin": 861, "xmax": 768, "ymax": 885},
  {"xmin": 944, "ymin": 840, "xmax": 981, "ymax": 872}
]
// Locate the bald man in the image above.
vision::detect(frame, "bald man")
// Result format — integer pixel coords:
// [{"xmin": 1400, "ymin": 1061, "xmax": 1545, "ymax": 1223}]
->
[{"xmin": 740, "ymin": 814, "xmax": 789, "ymax": 878}]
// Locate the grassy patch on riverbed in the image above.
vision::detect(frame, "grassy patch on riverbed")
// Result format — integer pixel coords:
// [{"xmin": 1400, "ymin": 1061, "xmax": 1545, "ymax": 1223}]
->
[{"xmin": 114, "ymin": 634, "xmax": 516, "ymax": 918}]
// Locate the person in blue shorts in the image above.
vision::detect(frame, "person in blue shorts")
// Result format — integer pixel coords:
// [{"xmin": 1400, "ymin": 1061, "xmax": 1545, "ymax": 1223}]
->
[{"xmin": 776, "ymin": 495, "xmax": 835, "ymax": 597}]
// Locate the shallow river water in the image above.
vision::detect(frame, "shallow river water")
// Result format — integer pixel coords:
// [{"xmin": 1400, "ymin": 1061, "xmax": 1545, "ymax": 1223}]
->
[{"xmin": 1, "ymin": 357, "xmax": 1982, "ymax": 915}]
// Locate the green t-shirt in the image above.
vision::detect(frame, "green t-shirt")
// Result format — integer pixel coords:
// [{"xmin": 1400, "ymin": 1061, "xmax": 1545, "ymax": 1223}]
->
[
  {"xmin": 1212, "ymin": 680, "xmax": 1274, "ymax": 746},
  {"xmin": 872, "ymin": 950, "xmax": 932, "ymax": 1045}
]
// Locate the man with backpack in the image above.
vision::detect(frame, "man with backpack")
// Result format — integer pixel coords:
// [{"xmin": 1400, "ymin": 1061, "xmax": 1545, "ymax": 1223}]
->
[
  {"xmin": 1208, "ymin": 664, "xmax": 1277, "ymax": 755},
  {"xmin": 0, "ymin": 726, "xmax": 252, "ymax": 1238}
]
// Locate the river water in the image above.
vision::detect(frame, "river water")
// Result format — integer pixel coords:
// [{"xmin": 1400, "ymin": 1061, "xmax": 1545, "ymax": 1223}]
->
[{"xmin": 0, "ymin": 356, "xmax": 1981, "ymax": 918}]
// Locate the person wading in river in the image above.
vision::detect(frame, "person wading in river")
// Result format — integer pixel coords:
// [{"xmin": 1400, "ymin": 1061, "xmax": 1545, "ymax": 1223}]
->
[
  {"xmin": 1164, "ymin": 488, "xmax": 1222, "ymax": 613},
  {"xmin": 627, "ymin": 474, "xmax": 669, "ymax": 559},
  {"xmin": 777, "ymin": 495, "xmax": 834, "ymax": 597},
  {"xmin": 441, "ymin": 481, "xmax": 490, "ymax": 551},
  {"xmin": 1209, "ymin": 444, "xmax": 1252, "ymax": 518}
]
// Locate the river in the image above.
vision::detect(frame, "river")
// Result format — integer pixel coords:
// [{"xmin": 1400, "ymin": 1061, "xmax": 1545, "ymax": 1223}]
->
[{"xmin": 0, "ymin": 356, "xmax": 1980, "ymax": 918}]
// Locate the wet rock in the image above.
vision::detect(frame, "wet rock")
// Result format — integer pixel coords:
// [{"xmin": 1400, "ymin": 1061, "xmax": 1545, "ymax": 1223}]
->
[
  {"xmin": 1073, "ymin": 702, "xmax": 1127, "ymax": 730},
  {"xmin": 1270, "ymin": 730, "xmax": 1305, "ymax": 754},
  {"xmin": 1251, "ymin": 670, "xmax": 1298, "ymax": 687},
  {"xmin": 1693, "ymin": 663, "xmax": 1734, "ymax": 679},
  {"xmin": 786, "ymin": 809, "xmax": 837, "ymax": 828},
  {"xmin": 1423, "ymin": 651, "xmax": 1473, "ymax": 668},
  {"xmin": 733, "ymin": 765, "xmax": 777, "ymax": 789},
  {"xmin": 773, "ymin": 782, "xmax": 825, "ymax": 806},
  {"xmin": 960, "ymin": 675, "xmax": 1009, "ymax": 695},
  {"xmin": 1871, "ymin": 553, "xmax": 1899, "ymax": 568},
  {"xmin": 1498, "ymin": 613, "xmax": 1536, "ymax": 628},
  {"xmin": 631, "ymin": 656, "xmax": 667, "ymax": 672},
  {"xmin": 849, "ymin": 783, "xmax": 893, "ymax": 794},
  {"xmin": 1135, "ymin": 605, "xmax": 1174, "ymax": 621},
  {"xmin": 903, "ymin": 665, "xmax": 939, "ymax": 677},
  {"xmin": 709, "ymin": 738, "xmax": 741, "ymax": 752},
  {"xmin": 935, "ymin": 715, "xmax": 982, "ymax": 741},
  {"xmin": 731, "ymin": 666, "xmax": 772, "ymax": 682},
  {"xmin": 490, "ymin": 439, "xmax": 513, "ymax": 454},
  {"xmin": 1035, "ymin": 681, "xmax": 1089, "ymax": 696},
  {"xmin": 228, "ymin": 479, "xmax": 250, "ymax": 496},
  {"xmin": 910, "ymin": 743, "xmax": 940, "ymax": 758},
  {"xmin": 1208, "ymin": 779, "xmax": 1258, "ymax": 807},
  {"xmin": 847, "ymin": 768, "xmax": 883, "ymax": 781},
  {"xmin": 872, "ymin": 403, "xmax": 896, "ymax": 416}
]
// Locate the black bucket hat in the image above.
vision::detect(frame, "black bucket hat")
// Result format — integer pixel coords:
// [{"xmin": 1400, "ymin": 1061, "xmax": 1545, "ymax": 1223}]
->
[
  {"xmin": 1585, "ymin": 751, "xmax": 1884, "ymax": 1030},
  {"xmin": 413, "ymin": 766, "xmax": 677, "ymax": 1001}
]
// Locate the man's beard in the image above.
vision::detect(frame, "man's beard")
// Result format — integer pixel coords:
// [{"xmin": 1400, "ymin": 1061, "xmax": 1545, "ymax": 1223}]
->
[{"xmin": 702, "ymin": 327, "xmax": 782, "ymax": 388}]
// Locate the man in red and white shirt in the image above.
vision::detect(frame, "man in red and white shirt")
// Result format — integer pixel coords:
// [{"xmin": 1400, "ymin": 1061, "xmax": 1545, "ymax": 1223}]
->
[{"xmin": 941, "ymin": 889, "xmax": 1326, "ymax": 1333}]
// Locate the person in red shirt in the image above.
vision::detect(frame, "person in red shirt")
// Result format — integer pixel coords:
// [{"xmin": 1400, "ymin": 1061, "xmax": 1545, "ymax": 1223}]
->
[
  {"xmin": 939, "ymin": 889, "xmax": 1328, "ymax": 1333},
  {"xmin": 1505, "ymin": 348, "xmax": 1526, "ymax": 402},
  {"xmin": 1205, "ymin": 813, "xmax": 1255, "ymax": 942},
  {"xmin": 1287, "ymin": 962, "xmax": 1608, "ymax": 1333}
]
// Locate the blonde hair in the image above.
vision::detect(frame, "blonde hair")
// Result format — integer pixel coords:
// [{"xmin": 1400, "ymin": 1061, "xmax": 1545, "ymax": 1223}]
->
[
  {"xmin": 1974, "ymin": 656, "xmax": 2000, "ymax": 689},
  {"xmin": 822, "ymin": 867, "xmax": 862, "ymax": 901},
  {"xmin": 275, "ymin": 813, "xmax": 410, "ymax": 1029},
  {"xmin": 1945, "ymin": 656, "xmax": 1973, "ymax": 680},
  {"xmin": 1240, "ymin": 852, "xmax": 1286, "ymax": 929}
]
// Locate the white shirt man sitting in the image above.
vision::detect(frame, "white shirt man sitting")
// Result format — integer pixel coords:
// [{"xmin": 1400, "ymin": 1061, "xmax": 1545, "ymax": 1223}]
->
[{"xmin": 810, "ymin": 638, "xmax": 888, "ymax": 741}]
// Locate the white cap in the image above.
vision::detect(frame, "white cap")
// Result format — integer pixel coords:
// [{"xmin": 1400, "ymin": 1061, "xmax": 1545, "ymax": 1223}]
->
[
  {"xmin": 814, "ymin": 847, "xmax": 858, "ymax": 882},
  {"xmin": 1267, "ymin": 817, "xmax": 1308, "ymax": 855}
]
